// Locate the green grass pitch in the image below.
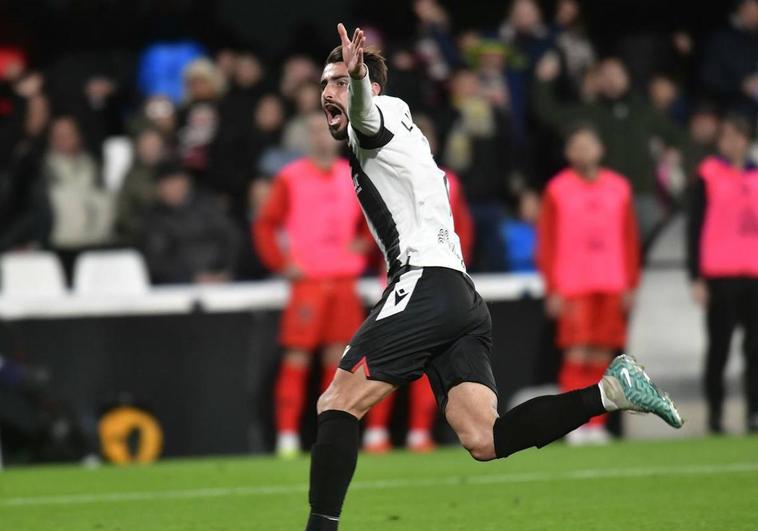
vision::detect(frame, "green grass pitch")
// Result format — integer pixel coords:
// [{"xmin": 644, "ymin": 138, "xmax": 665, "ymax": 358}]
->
[{"xmin": 1, "ymin": 436, "xmax": 757, "ymax": 530}]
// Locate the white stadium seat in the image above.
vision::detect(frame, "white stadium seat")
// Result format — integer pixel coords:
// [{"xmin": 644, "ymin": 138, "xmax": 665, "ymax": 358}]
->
[
  {"xmin": 0, "ymin": 251, "xmax": 67, "ymax": 297},
  {"xmin": 102, "ymin": 136, "xmax": 134, "ymax": 193},
  {"xmin": 73, "ymin": 250, "xmax": 150, "ymax": 296}
]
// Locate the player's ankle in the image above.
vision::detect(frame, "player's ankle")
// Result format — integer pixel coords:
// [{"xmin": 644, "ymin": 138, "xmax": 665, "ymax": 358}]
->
[{"xmin": 598, "ymin": 378, "xmax": 620, "ymax": 412}]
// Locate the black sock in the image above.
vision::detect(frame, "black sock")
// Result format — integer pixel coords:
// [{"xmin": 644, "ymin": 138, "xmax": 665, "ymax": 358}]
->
[
  {"xmin": 306, "ymin": 410, "xmax": 360, "ymax": 531},
  {"xmin": 493, "ymin": 385, "xmax": 605, "ymax": 458}
]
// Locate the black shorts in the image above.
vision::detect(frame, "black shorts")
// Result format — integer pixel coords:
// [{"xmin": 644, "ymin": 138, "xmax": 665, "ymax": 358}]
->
[{"xmin": 339, "ymin": 266, "xmax": 497, "ymax": 410}]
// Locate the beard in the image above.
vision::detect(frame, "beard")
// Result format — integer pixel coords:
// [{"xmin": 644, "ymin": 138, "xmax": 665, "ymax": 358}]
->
[{"xmin": 328, "ymin": 123, "xmax": 349, "ymax": 140}]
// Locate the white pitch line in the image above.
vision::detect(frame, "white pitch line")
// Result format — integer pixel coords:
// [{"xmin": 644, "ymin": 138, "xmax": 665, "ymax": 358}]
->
[{"xmin": 2, "ymin": 461, "xmax": 757, "ymax": 508}]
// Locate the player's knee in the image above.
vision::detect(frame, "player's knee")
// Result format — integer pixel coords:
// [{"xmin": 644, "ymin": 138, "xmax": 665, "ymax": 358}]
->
[
  {"xmin": 458, "ymin": 428, "xmax": 496, "ymax": 462},
  {"xmin": 316, "ymin": 387, "xmax": 363, "ymax": 418},
  {"xmin": 316, "ymin": 389, "xmax": 337, "ymax": 415}
]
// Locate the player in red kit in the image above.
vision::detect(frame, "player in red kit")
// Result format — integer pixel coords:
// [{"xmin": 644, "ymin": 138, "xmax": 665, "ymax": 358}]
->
[
  {"xmin": 537, "ymin": 124, "xmax": 641, "ymax": 444},
  {"xmin": 254, "ymin": 113, "xmax": 370, "ymax": 458}
]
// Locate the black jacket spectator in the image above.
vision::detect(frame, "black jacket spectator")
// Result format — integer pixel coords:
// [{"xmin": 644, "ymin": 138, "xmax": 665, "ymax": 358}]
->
[
  {"xmin": 141, "ymin": 166, "xmax": 238, "ymax": 284},
  {"xmin": 701, "ymin": 2, "xmax": 758, "ymax": 118}
]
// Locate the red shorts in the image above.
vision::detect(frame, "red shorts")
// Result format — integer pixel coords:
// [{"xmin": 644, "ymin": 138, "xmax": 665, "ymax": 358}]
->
[
  {"xmin": 557, "ymin": 292, "xmax": 627, "ymax": 349},
  {"xmin": 280, "ymin": 277, "xmax": 365, "ymax": 351}
]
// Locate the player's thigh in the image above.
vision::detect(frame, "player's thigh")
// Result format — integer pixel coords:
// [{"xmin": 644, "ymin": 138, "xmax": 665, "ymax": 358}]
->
[{"xmin": 318, "ymin": 367, "xmax": 396, "ymax": 419}]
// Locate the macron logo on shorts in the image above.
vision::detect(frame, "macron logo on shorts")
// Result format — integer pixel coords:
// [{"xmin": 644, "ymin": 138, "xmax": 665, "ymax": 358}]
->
[
  {"xmin": 376, "ymin": 268, "xmax": 423, "ymax": 320},
  {"xmin": 394, "ymin": 287, "xmax": 409, "ymax": 305}
]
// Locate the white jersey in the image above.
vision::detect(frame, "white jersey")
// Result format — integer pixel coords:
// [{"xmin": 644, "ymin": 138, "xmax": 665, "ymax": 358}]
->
[{"xmin": 347, "ymin": 95, "xmax": 466, "ymax": 277}]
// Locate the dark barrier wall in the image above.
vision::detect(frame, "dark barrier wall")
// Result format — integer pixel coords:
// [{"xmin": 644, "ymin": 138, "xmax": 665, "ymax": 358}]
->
[{"xmin": 5, "ymin": 298, "xmax": 550, "ymax": 458}]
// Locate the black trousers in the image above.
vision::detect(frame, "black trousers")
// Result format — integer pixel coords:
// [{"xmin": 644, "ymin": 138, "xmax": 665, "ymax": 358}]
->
[{"xmin": 705, "ymin": 277, "xmax": 758, "ymax": 430}]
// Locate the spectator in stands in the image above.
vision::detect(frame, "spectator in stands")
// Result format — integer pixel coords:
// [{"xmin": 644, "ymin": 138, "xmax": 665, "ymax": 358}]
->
[
  {"xmin": 212, "ymin": 52, "xmax": 269, "ymax": 215},
  {"xmin": 682, "ymin": 104, "xmax": 720, "ymax": 180},
  {"xmin": 687, "ymin": 114, "xmax": 758, "ymax": 434},
  {"xmin": 219, "ymin": 51, "xmax": 268, "ymax": 130},
  {"xmin": 282, "ymin": 81, "xmax": 323, "ymax": 154},
  {"xmin": 657, "ymin": 105, "xmax": 721, "ymax": 207},
  {"xmin": 0, "ymin": 69, "xmax": 50, "ymax": 251},
  {"xmin": 251, "ymin": 93, "xmax": 293, "ymax": 177},
  {"xmin": 537, "ymin": 124, "xmax": 640, "ymax": 444},
  {"xmin": 497, "ymin": 0, "xmax": 553, "ymax": 134},
  {"xmin": 442, "ymin": 68, "xmax": 514, "ymax": 271},
  {"xmin": 499, "ymin": 189, "xmax": 539, "ymax": 272},
  {"xmin": 360, "ymin": 114, "xmax": 474, "ymax": 454},
  {"xmin": 0, "ymin": 48, "xmax": 30, "ymax": 171},
  {"xmin": 551, "ymin": 0, "xmax": 595, "ymax": 100},
  {"xmin": 129, "ymin": 96, "xmax": 177, "ymax": 145},
  {"xmin": 413, "ymin": 0, "xmax": 459, "ymax": 84},
  {"xmin": 43, "ymin": 116, "xmax": 114, "ymax": 269},
  {"xmin": 473, "ymin": 40, "xmax": 511, "ymax": 111},
  {"xmin": 114, "ymin": 129, "xmax": 167, "ymax": 244},
  {"xmin": 253, "ymin": 113, "xmax": 370, "ymax": 458},
  {"xmin": 279, "ymin": 56, "xmax": 319, "ymax": 103},
  {"xmin": 701, "ymin": 0, "xmax": 758, "ymax": 120},
  {"xmin": 177, "ymin": 59, "xmax": 225, "ymax": 184},
  {"xmin": 534, "ymin": 54, "xmax": 684, "ymax": 247},
  {"xmin": 649, "ymin": 73, "xmax": 688, "ymax": 126},
  {"xmin": 214, "ymin": 48, "xmax": 237, "ymax": 82},
  {"xmin": 77, "ymin": 75, "xmax": 122, "ymax": 161},
  {"xmin": 141, "ymin": 163, "xmax": 238, "ymax": 284}
]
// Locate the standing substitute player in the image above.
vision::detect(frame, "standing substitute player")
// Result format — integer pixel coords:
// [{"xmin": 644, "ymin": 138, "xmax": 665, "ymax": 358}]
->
[{"xmin": 305, "ymin": 24, "xmax": 684, "ymax": 531}]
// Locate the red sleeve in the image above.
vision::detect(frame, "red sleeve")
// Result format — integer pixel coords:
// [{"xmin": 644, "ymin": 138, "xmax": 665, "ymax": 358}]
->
[
  {"xmin": 447, "ymin": 171, "xmax": 474, "ymax": 264},
  {"xmin": 536, "ymin": 188, "xmax": 557, "ymax": 294},
  {"xmin": 252, "ymin": 176, "xmax": 289, "ymax": 273},
  {"xmin": 623, "ymin": 196, "xmax": 641, "ymax": 289}
]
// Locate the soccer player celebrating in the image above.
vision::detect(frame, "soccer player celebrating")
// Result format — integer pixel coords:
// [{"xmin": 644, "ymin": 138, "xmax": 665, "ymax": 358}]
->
[
  {"xmin": 254, "ymin": 113, "xmax": 370, "ymax": 458},
  {"xmin": 306, "ymin": 24, "xmax": 683, "ymax": 530},
  {"xmin": 537, "ymin": 124, "xmax": 641, "ymax": 444}
]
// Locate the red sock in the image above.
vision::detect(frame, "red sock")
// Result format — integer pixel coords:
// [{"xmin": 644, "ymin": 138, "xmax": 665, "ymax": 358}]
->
[
  {"xmin": 558, "ymin": 358, "xmax": 586, "ymax": 393},
  {"xmin": 365, "ymin": 392, "xmax": 395, "ymax": 429},
  {"xmin": 409, "ymin": 376, "xmax": 437, "ymax": 432},
  {"xmin": 275, "ymin": 361, "xmax": 309, "ymax": 433},
  {"xmin": 321, "ymin": 363, "xmax": 338, "ymax": 393},
  {"xmin": 586, "ymin": 361, "xmax": 611, "ymax": 427}
]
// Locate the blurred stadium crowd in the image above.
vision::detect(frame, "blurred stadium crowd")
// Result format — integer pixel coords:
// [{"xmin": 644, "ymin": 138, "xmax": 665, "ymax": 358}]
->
[
  {"xmin": 1, "ymin": 0, "xmax": 757, "ymax": 281},
  {"xmin": 2, "ymin": 0, "xmax": 758, "ymax": 462}
]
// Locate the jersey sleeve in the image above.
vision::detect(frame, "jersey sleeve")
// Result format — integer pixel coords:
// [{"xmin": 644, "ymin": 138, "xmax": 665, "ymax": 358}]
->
[
  {"xmin": 536, "ymin": 188, "xmax": 558, "ymax": 294},
  {"xmin": 348, "ymin": 71, "xmax": 382, "ymax": 136},
  {"xmin": 348, "ymin": 76, "xmax": 400, "ymax": 150},
  {"xmin": 252, "ymin": 176, "xmax": 289, "ymax": 273},
  {"xmin": 622, "ymin": 193, "xmax": 641, "ymax": 290}
]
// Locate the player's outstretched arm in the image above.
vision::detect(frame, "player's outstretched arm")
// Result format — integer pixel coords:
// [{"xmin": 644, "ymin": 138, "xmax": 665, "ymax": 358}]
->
[{"xmin": 337, "ymin": 23, "xmax": 380, "ymax": 136}]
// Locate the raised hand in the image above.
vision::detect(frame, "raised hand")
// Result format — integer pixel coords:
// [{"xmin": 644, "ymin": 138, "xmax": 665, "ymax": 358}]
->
[{"xmin": 337, "ymin": 23, "xmax": 366, "ymax": 79}]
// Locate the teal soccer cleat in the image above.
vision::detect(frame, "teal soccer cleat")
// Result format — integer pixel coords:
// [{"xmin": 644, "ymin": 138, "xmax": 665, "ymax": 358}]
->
[{"xmin": 600, "ymin": 354, "xmax": 684, "ymax": 429}]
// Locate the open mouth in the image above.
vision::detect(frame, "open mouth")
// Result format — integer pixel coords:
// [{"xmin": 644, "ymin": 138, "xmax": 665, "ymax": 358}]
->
[{"xmin": 323, "ymin": 103, "xmax": 344, "ymax": 127}]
